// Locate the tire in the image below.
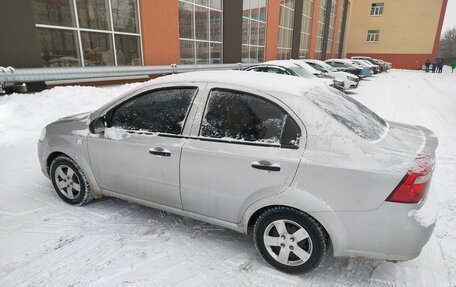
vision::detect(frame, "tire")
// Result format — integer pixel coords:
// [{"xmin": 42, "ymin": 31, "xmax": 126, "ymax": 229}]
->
[
  {"xmin": 253, "ymin": 207, "xmax": 329, "ymax": 274},
  {"xmin": 50, "ymin": 155, "xmax": 93, "ymax": 206}
]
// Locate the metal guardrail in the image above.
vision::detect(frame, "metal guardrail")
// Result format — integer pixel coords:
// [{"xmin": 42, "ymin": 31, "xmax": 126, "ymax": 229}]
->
[{"xmin": 0, "ymin": 63, "xmax": 252, "ymax": 89}]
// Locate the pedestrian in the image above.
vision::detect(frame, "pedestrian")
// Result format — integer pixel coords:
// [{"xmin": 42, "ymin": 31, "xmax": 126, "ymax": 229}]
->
[
  {"xmin": 432, "ymin": 59, "xmax": 438, "ymax": 73},
  {"xmin": 438, "ymin": 59, "xmax": 444, "ymax": 73},
  {"xmin": 425, "ymin": 59, "xmax": 431, "ymax": 72}
]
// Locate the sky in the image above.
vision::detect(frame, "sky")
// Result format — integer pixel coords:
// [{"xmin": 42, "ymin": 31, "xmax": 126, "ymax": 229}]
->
[{"xmin": 442, "ymin": 0, "xmax": 456, "ymax": 35}]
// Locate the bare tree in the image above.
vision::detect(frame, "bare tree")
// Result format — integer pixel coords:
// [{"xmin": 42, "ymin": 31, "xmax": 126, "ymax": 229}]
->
[{"xmin": 438, "ymin": 27, "xmax": 456, "ymax": 58}]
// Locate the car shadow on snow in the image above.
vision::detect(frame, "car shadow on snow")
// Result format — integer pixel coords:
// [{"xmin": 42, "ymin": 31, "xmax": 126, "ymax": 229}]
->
[{"xmin": 78, "ymin": 196, "xmax": 382, "ymax": 283}]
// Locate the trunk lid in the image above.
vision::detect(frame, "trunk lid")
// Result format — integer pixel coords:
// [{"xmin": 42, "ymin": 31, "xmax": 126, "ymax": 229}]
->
[{"xmin": 378, "ymin": 121, "xmax": 438, "ymax": 160}]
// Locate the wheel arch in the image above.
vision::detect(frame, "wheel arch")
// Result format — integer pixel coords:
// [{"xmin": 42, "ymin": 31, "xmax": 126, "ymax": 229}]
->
[
  {"xmin": 242, "ymin": 200, "xmax": 349, "ymax": 257},
  {"xmin": 246, "ymin": 205, "xmax": 330, "ymax": 242},
  {"xmin": 46, "ymin": 151, "xmax": 70, "ymax": 176}
]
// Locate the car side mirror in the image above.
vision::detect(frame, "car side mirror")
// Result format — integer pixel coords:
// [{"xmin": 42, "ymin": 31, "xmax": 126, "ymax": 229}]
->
[{"xmin": 89, "ymin": 117, "xmax": 105, "ymax": 134}]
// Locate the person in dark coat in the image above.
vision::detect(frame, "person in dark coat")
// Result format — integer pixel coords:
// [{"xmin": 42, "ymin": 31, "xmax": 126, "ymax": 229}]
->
[
  {"xmin": 438, "ymin": 59, "xmax": 444, "ymax": 73},
  {"xmin": 432, "ymin": 59, "xmax": 438, "ymax": 73},
  {"xmin": 425, "ymin": 59, "xmax": 431, "ymax": 72}
]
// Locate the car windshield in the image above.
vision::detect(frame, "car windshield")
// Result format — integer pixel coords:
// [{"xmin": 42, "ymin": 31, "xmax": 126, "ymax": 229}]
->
[
  {"xmin": 319, "ymin": 61, "xmax": 338, "ymax": 72},
  {"xmin": 308, "ymin": 62, "xmax": 326, "ymax": 72},
  {"xmin": 343, "ymin": 61, "xmax": 359, "ymax": 69},
  {"xmin": 353, "ymin": 61, "xmax": 366, "ymax": 67},
  {"xmin": 290, "ymin": 66, "xmax": 314, "ymax": 79},
  {"xmin": 305, "ymin": 85, "xmax": 388, "ymax": 141}
]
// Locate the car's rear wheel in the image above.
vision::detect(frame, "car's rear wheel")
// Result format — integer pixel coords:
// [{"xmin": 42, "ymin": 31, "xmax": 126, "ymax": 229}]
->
[
  {"xmin": 253, "ymin": 207, "xmax": 329, "ymax": 274},
  {"xmin": 50, "ymin": 155, "xmax": 93, "ymax": 206}
]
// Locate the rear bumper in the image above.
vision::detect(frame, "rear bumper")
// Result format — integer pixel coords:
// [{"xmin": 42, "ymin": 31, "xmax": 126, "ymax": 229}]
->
[{"xmin": 317, "ymin": 200, "xmax": 436, "ymax": 261}]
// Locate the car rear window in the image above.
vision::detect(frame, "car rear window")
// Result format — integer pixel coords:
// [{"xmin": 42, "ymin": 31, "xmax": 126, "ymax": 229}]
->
[{"xmin": 305, "ymin": 86, "xmax": 388, "ymax": 141}]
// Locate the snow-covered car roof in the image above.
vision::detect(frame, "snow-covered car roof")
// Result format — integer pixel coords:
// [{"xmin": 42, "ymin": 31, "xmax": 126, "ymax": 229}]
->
[
  {"xmin": 264, "ymin": 60, "xmax": 321, "ymax": 75},
  {"xmin": 326, "ymin": 58, "xmax": 354, "ymax": 64},
  {"xmin": 94, "ymin": 71, "xmax": 326, "ymax": 119},
  {"xmin": 152, "ymin": 70, "xmax": 322, "ymax": 97}
]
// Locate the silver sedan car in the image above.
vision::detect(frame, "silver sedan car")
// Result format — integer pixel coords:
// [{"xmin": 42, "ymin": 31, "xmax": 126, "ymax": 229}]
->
[{"xmin": 38, "ymin": 71, "xmax": 438, "ymax": 274}]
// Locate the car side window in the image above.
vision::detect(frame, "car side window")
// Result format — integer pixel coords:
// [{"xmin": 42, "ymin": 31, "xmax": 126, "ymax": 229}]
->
[
  {"xmin": 200, "ymin": 89, "xmax": 301, "ymax": 147},
  {"xmin": 110, "ymin": 88, "xmax": 197, "ymax": 134},
  {"xmin": 264, "ymin": 67, "xmax": 288, "ymax": 75},
  {"xmin": 309, "ymin": 63, "xmax": 325, "ymax": 72},
  {"xmin": 246, "ymin": 66, "xmax": 265, "ymax": 72},
  {"xmin": 333, "ymin": 62, "xmax": 345, "ymax": 68}
]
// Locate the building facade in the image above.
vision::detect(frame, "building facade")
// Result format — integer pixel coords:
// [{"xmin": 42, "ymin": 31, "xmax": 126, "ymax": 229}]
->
[
  {"xmin": 345, "ymin": 0, "xmax": 448, "ymax": 69},
  {"xmin": 0, "ymin": 0, "xmax": 350, "ymax": 71}
]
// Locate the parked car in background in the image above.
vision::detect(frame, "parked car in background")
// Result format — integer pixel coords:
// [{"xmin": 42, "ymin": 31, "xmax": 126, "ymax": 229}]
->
[
  {"xmin": 351, "ymin": 59, "xmax": 373, "ymax": 78},
  {"xmin": 324, "ymin": 59, "xmax": 364, "ymax": 78},
  {"xmin": 375, "ymin": 59, "xmax": 392, "ymax": 71},
  {"xmin": 355, "ymin": 59, "xmax": 380, "ymax": 74},
  {"xmin": 38, "ymin": 71, "xmax": 438, "ymax": 274},
  {"xmin": 351, "ymin": 56, "xmax": 391, "ymax": 72},
  {"xmin": 244, "ymin": 60, "xmax": 338, "ymax": 90},
  {"xmin": 300, "ymin": 59, "xmax": 359, "ymax": 92}
]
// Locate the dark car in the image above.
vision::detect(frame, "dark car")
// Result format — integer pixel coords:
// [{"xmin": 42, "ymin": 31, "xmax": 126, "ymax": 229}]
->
[
  {"xmin": 324, "ymin": 59, "xmax": 364, "ymax": 78},
  {"xmin": 351, "ymin": 56, "xmax": 389, "ymax": 72}
]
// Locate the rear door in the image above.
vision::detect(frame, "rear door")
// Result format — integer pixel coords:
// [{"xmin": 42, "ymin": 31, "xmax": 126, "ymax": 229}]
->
[{"xmin": 180, "ymin": 86, "xmax": 306, "ymax": 223}]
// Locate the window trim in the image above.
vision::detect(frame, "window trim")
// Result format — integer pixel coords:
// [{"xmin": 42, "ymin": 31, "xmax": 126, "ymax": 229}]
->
[
  {"xmin": 370, "ymin": 3, "xmax": 384, "ymax": 16},
  {"xmin": 33, "ymin": 0, "xmax": 143, "ymax": 67},
  {"xmin": 366, "ymin": 30, "xmax": 380, "ymax": 42},
  {"xmin": 242, "ymin": 0, "xmax": 268, "ymax": 63},
  {"xmin": 178, "ymin": 0, "xmax": 224, "ymax": 64},
  {"xmin": 277, "ymin": 0, "xmax": 296, "ymax": 60},
  {"xmin": 196, "ymin": 87, "xmax": 301, "ymax": 149},
  {"xmin": 105, "ymin": 86, "xmax": 199, "ymax": 136}
]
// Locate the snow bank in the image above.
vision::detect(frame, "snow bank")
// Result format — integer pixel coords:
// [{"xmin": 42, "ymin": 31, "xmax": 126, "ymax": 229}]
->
[{"xmin": 0, "ymin": 83, "xmax": 142, "ymax": 145}]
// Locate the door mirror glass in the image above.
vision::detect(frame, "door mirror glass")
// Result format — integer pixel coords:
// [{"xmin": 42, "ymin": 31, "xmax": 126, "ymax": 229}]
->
[{"xmin": 89, "ymin": 117, "xmax": 105, "ymax": 134}]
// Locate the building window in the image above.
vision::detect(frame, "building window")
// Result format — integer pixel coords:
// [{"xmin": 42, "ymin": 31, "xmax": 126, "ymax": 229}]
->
[
  {"xmin": 277, "ymin": 0, "xmax": 295, "ymax": 60},
  {"xmin": 335, "ymin": 0, "xmax": 346, "ymax": 57},
  {"xmin": 325, "ymin": 0, "xmax": 337, "ymax": 59},
  {"xmin": 299, "ymin": 0, "xmax": 313, "ymax": 59},
  {"xmin": 242, "ymin": 0, "xmax": 267, "ymax": 63},
  {"xmin": 366, "ymin": 30, "xmax": 380, "ymax": 42},
  {"xmin": 315, "ymin": 0, "xmax": 327, "ymax": 60},
  {"xmin": 178, "ymin": 0, "xmax": 223, "ymax": 64},
  {"xmin": 370, "ymin": 3, "xmax": 384, "ymax": 16},
  {"xmin": 32, "ymin": 0, "xmax": 142, "ymax": 67}
]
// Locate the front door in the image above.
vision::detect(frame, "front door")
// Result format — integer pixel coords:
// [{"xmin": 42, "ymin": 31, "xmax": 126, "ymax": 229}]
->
[{"xmin": 88, "ymin": 87, "xmax": 199, "ymax": 208}]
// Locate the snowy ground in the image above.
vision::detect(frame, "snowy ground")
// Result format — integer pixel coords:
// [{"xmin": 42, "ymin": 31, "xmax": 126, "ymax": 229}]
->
[{"xmin": 1, "ymin": 69, "xmax": 455, "ymax": 286}]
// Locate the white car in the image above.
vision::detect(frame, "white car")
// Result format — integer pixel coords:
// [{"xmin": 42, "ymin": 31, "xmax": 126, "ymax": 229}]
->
[
  {"xmin": 245, "ymin": 60, "xmax": 339, "ymax": 91},
  {"xmin": 38, "ymin": 71, "xmax": 438, "ymax": 274},
  {"xmin": 300, "ymin": 59, "xmax": 359, "ymax": 92}
]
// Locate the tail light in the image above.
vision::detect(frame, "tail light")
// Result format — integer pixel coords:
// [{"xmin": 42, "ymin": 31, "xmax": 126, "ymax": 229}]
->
[{"xmin": 386, "ymin": 156, "xmax": 433, "ymax": 204}]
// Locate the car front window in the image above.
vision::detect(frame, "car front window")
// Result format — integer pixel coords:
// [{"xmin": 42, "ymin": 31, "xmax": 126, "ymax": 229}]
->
[
  {"xmin": 290, "ymin": 66, "xmax": 314, "ymax": 78},
  {"xmin": 320, "ymin": 62, "xmax": 338, "ymax": 72},
  {"xmin": 305, "ymin": 86, "xmax": 388, "ymax": 141},
  {"xmin": 110, "ymin": 88, "xmax": 197, "ymax": 134},
  {"xmin": 200, "ymin": 89, "xmax": 301, "ymax": 147}
]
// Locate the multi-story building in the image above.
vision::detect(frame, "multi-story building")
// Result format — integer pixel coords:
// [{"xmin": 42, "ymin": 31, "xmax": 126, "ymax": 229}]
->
[
  {"xmin": 0, "ymin": 0, "xmax": 350, "ymax": 71},
  {"xmin": 345, "ymin": 0, "xmax": 448, "ymax": 69}
]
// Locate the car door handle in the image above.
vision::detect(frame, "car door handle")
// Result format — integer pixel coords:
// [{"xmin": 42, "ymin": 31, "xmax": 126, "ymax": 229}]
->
[
  {"xmin": 251, "ymin": 160, "xmax": 281, "ymax": 172},
  {"xmin": 149, "ymin": 147, "xmax": 171, "ymax": 157}
]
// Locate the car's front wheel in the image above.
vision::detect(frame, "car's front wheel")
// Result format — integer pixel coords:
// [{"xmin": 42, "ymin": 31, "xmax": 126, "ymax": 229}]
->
[
  {"xmin": 253, "ymin": 207, "xmax": 329, "ymax": 274},
  {"xmin": 50, "ymin": 155, "xmax": 93, "ymax": 206}
]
